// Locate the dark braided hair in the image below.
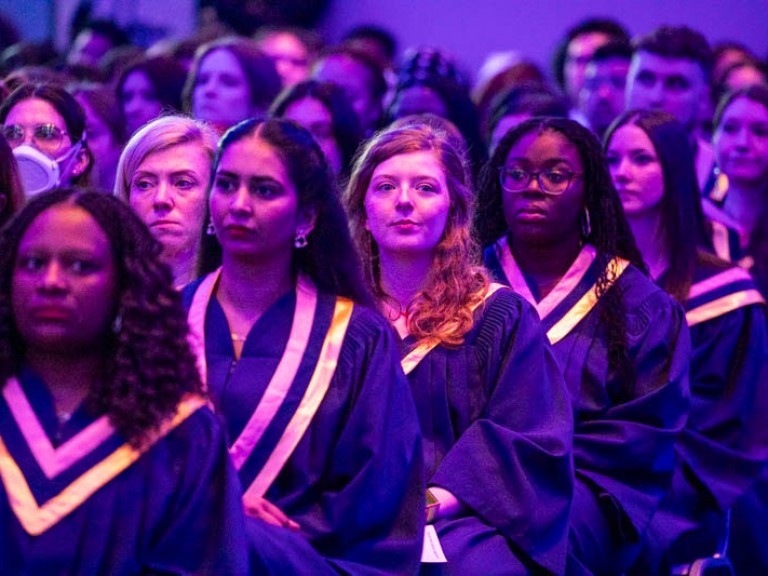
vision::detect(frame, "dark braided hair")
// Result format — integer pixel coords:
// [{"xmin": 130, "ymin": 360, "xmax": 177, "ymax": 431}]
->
[
  {"xmin": 0, "ymin": 188, "xmax": 203, "ymax": 447},
  {"xmin": 477, "ymin": 116, "xmax": 646, "ymax": 385}
]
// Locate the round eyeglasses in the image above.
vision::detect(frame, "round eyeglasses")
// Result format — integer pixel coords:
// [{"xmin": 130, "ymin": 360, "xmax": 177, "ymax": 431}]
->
[
  {"xmin": 498, "ymin": 167, "xmax": 582, "ymax": 195},
  {"xmin": 1, "ymin": 123, "xmax": 71, "ymax": 156}
]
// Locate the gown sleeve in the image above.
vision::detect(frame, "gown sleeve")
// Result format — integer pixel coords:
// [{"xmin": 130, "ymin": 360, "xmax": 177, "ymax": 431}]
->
[
  {"xmin": 678, "ymin": 302, "xmax": 768, "ymax": 510},
  {"xmin": 570, "ymin": 286, "xmax": 691, "ymax": 548},
  {"xmin": 429, "ymin": 290, "xmax": 574, "ymax": 575},
  {"xmin": 141, "ymin": 406, "xmax": 250, "ymax": 575}
]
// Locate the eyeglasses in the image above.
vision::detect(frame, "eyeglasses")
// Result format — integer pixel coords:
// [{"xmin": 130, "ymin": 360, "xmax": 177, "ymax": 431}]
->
[
  {"xmin": 498, "ymin": 167, "xmax": 582, "ymax": 195},
  {"xmin": 1, "ymin": 123, "xmax": 70, "ymax": 155}
]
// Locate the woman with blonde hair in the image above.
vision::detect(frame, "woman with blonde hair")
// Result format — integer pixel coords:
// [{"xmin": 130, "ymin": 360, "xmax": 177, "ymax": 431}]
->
[
  {"xmin": 115, "ymin": 115, "xmax": 218, "ymax": 287},
  {"xmin": 345, "ymin": 122, "xmax": 573, "ymax": 574}
]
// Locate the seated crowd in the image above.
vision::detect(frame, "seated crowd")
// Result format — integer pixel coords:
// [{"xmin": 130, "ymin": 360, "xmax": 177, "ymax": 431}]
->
[{"xmin": 1, "ymin": 9, "xmax": 767, "ymax": 576}]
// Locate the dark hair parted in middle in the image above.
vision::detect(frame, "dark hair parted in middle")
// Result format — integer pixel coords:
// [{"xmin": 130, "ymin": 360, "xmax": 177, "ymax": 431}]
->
[
  {"xmin": 270, "ymin": 79, "xmax": 363, "ymax": 181},
  {"xmin": 204, "ymin": 117, "xmax": 371, "ymax": 306},
  {"xmin": 477, "ymin": 116, "xmax": 646, "ymax": 382},
  {"xmin": 604, "ymin": 109, "xmax": 714, "ymax": 303}
]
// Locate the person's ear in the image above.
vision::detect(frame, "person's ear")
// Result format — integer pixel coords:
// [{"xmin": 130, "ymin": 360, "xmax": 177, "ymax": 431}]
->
[{"xmin": 70, "ymin": 147, "xmax": 91, "ymax": 178}]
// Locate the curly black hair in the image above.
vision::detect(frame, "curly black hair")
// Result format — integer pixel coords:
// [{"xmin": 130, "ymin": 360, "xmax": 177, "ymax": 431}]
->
[
  {"xmin": 476, "ymin": 116, "xmax": 646, "ymax": 385},
  {"xmin": 0, "ymin": 188, "xmax": 203, "ymax": 447}
]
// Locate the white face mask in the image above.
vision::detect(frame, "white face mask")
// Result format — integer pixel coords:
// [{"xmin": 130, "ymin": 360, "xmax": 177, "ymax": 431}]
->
[{"xmin": 12, "ymin": 142, "xmax": 82, "ymax": 197}]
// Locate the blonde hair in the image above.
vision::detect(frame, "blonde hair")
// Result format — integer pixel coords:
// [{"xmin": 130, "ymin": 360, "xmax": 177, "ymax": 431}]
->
[
  {"xmin": 114, "ymin": 114, "xmax": 219, "ymax": 201},
  {"xmin": 345, "ymin": 123, "xmax": 488, "ymax": 346}
]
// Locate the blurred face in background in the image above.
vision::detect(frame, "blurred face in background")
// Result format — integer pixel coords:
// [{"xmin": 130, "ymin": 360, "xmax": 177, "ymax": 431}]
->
[
  {"xmin": 714, "ymin": 95, "xmax": 768, "ymax": 187},
  {"xmin": 192, "ymin": 48, "xmax": 254, "ymax": 129},
  {"xmin": 282, "ymin": 96, "xmax": 342, "ymax": 176},
  {"xmin": 564, "ymin": 31, "xmax": 611, "ymax": 103},
  {"xmin": 120, "ymin": 70, "xmax": 162, "ymax": 135},
  {"xmin": 257, "ymin": 31, "xmax": 310, "ymax": 88},
  {"xmin": 579, "ymin": 57, "xmax": 629, "ymax": 136}
]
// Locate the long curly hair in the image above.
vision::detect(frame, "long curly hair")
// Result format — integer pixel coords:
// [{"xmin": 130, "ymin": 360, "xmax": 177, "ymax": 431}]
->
[
  {"xmin": 345, "ymin": 123, "xmax": 488, "ymax": 347},
  {"xmin": 477, "ymin": 117, "xmax": 646, "ymax": 383},
  {"xmin": 0, "ymin": 188, "xmax": 203, "ymax": 446},
  {"xmin": 202, "ymin": 117, "xmax": 373, "ymax": 307}
]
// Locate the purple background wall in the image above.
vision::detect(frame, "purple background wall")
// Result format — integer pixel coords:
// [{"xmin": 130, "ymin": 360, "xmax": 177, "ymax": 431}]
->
[
  {"xmin": 1, "ymin": 0, "xmax": 766, "ymax": 83},
  {"xmin": 318, "ymin": 0, "xmax": 768, "ymax": 81}
]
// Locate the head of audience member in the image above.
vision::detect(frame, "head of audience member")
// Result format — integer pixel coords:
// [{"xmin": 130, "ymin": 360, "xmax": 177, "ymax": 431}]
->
[
  {"xmin": 486, "ymin": 83, "xmax": 570, "ymax": 153},
  {"xmin": 345, "ymin": 122, "xmax": 486, "ymax": 343},
  {"xmin": 184, "ymin": 37, "xmax": 282, "ymax": 133},
  {"xmin": 604, "ymin": 109, "xmax": 709, "ymax": 299},
  {"xmin": 67, "ymin": 19, "xmax": 130, "ymax": 68},
  {"xmin": 115, "ymin": 115, "xmax": 218, "ymax": 288},
  {"xmin": 341, "ymin": 24, "xmax": 398, "ymax": 72},
  {"xmin": 712, "ymin": 41, "xmax": 758, "ymax": 85},
  {"xmin": 552, "ymin": 17, "xmax": 630, "ymax": 105},
  {"xmin": 0, "ymin": 41, "xmax": 59, "ymax": 78},
  {"xmin": 578, "ymin": 41, "xmax": 632, "ymax": 138},
  {"xmin": 712, "ymin": 84, "xmax": 768, "ymax": 192},
  {"xmin": 116, "ymin": 56, "xmax": 188, "ymax": 136},
  {"xmin": 0, "ymin": 135, "xmax": 24, "ymax": 227},
  {"xmin": 472, "ymin": 59, "xmax": 548, "ymax": 129},
  {"xmin": 0, "ymin": 187, "xmax": 202, "ymax": 445},
  {"xmin": 254, "ymin": 27, "xmax": 320, "ymax": 88},
  {"xmin": 270, "ymin": 79, "xmax": 363, "ymax": 180},
  {"xmin": 0, "ymin": 84, "xmax": 92, "ymax": 197},
  {"xmin": 713, "ymin": 59, "xmax": 768, "ymax": 100},
  {"xmin": 99, "ymin": 44, "xmax": 144, "ymax": 82},
  {"xmin": 389, "ymin": 113, "xmax": 471, "ymax": 180},
  {"xmin": 398, "ymin": 46, "xmax": 467, "ymax": 87},
  {"xmin": 205, "ymin": 117, "xmax": 369, "ymax": 302},
  {"xmin": 476, "ymin": 116, "xmax": 639, "ymax": 264},
  {"xmin": 312, "ymin": 45, "xmax": 387, "ymax": 137},
  {"xmin": 70, "ymin": 83, "xmax": 126, "ymax": 192},
  {"xmin": 3, "ymin": 65, "xmax": 72, "ymax": 93},
  {"xmin": 146, "ymin": 33, "xmax": 218, "ymax": 73},
  {"xmin": 626, "ymin": 25, "xmax": 713, "ymax": 133},
  {"xmin": 387, "ymin": 76, "xmax": 486, "ymax": 180}
]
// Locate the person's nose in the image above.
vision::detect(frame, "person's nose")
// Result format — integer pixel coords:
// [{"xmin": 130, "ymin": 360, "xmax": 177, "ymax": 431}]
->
[
  {"xmin": 229, "ymin": 185, "xmax": 252, "ymax": 215},
  {"xmin": 152, "ymin": 180, "xmax": 174, "ymax": 210},
  {"xmin": 39, "ymin": 260, "xmax": 68, "ymax": 292}
]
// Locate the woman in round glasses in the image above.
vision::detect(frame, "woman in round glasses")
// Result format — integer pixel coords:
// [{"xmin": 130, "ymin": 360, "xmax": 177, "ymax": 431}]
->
[
  {"xmin": 0, "ymin": 84, "xmax": 92, "ymax": 197},
  {"xmin": 345, "ymin": 122, "xmax": 573, "ymax": 575},
  {"xmin": 478, "ymin": 117, "xmax": 690, "ymax": 574},
  {"xmin": 184, "ymin": 118, "xmax": 423, "ymax": 574}
]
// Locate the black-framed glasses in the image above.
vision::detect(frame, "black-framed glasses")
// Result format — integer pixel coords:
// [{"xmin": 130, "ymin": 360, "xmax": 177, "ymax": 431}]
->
[
  {"xmin": 1, "ymin": 123, "xmax": 70, "ymax": 155},
  {"xmin": 498, "ymin": 167, "xmax": 583, "ymax": 195}
]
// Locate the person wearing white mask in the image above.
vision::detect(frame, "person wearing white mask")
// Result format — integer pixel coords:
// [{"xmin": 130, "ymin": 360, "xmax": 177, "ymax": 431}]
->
[{"xmin": 0, "ymin": 84, "xmax": 92, "ymax": 198}]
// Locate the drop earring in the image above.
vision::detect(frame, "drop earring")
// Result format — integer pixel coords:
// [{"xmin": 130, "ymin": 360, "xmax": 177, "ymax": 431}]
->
[
  {"xmin": 294, "ymin": 230, "xmax": 308, "ymax": 249},
  {"xmin": 581, "ymin": 206, "xmax": 592, "ymax": 239},
  {"xmin": 206, "ymin": 220, "xmax": 216, "ymax": 236}
]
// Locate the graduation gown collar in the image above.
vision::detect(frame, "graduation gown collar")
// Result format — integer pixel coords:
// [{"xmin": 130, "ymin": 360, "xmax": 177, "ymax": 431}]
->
[
  {"xmin": 0, "ymin": 371, "xmax": 205, "ymax": 535},
  {"xmin": 187, "ymin": 267, "xmax": 355, "ymax": 501},
  {"xmin": 492, "ymin": 238, "xmax": 629, "ymax": 344}
]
